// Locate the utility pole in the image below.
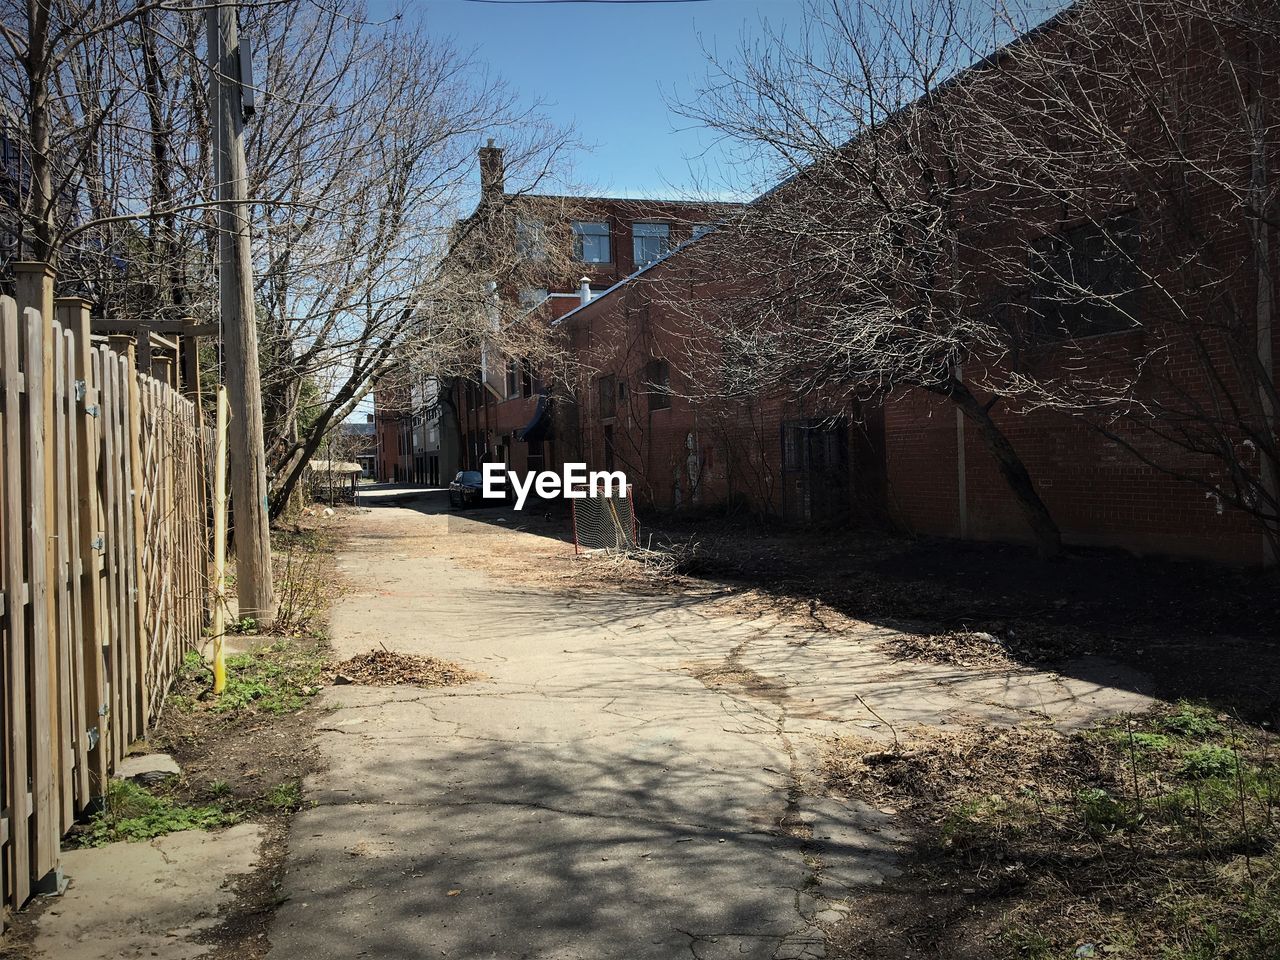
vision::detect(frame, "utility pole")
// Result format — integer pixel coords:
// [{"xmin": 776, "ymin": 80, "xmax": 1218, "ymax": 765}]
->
[{"xmin": 207, "ymin": 1, "xmax": 274, "ymax": 623}]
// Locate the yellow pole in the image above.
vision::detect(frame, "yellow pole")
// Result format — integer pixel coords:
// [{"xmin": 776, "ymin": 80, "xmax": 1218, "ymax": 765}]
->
[{"xmin": 211, "ymin": 386, "xmax": 230, "ymax": 694}]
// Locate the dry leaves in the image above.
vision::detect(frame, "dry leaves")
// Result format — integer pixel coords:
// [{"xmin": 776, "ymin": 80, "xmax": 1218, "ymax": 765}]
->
[{"xmin": 324, "ymin": 649, "xmax": 481, "ymax": 687}]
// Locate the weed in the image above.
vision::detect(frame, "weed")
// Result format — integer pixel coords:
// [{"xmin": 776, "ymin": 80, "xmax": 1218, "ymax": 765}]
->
[
  {"xmin": 169, "ymin": 641, "xmax": 325, "ymax": 716},
  {"xmin": 1003, "ymin": 926, "xmax": 1055, "ymax": 960},
  {"xmin": 1100, "ymin": 729, "xmax": 1172, "ymax": 752},
  {"xmin": 265, "ymin": 780, "xmax": 302, "ymax": 811},
  {"xmin": 213, "ymin": 645, "xmax": 323, "ymax": 714},
  {"xmin": 77, "ymin": 779, "xmax": 237, "ymax": 847},
  {"xmin": 1159, "ymin": 703, "xmax": 1225, "ymax": 738},
  {"xmin": 1077, "ymin": 786, "xmax": 1142, "ymax": 834},
  {"xmin": 1178, "ymin": 746, "xmax": 1239, "ymax": 781},
  {"xmin": 271, "ymin": 530, "xmax": 330, "ymax": 636}
]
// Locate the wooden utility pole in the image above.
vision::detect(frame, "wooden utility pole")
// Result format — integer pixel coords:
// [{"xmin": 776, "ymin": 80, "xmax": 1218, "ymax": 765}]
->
[
  {"xmin": 211, "ymin": 387, "xmax": 230, "ymax": 695},
  {"xmin": 207, "ymin": 1, "xmax": 274, "ymax": 623}
]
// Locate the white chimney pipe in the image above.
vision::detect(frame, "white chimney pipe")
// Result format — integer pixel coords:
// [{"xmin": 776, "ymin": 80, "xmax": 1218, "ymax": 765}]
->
[{"xmin": 579, "ymin": 277, "xmax": 592, "ymax": 306}]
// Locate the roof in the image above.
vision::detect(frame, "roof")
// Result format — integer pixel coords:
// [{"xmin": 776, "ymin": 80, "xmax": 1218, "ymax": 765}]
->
[
  {"xmin": 340, "ymin": 420, "xmax": 375, "ymax": 437},
  {"xmin": 552, "ymin": 229, "xmax": 713, "ymax": 327},
  {"xmin": 308, "ymin": 461, "xmax": 363, "ymax": 474},
  {"xmin": 551, "ymin": 4, "xmax": 1079, "ymax": 325}
]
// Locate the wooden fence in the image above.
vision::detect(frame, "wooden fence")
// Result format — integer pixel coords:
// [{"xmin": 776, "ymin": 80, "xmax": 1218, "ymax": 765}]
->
[{"xmin": 0, "ymin": 288, "xmax": 210, "ymax": 916}]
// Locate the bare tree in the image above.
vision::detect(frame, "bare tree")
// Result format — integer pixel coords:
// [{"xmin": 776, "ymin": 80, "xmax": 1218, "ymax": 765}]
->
[
  {"xmin": 673, "ymin": 0, "xmax": 1280, "ymax": 562},
  {"xmin": 242, "ymin": 4, "xmax": 578, "ymax": 516},
  {"xmin": 958, "ymin": 0, "xmax": 1280, "ymax": 561},
  {"xmin": 672, "ymin": 0, "xmax": 1066, "ymax": 556},
  {"xmin": 0, "ymin": 2, "xmax": 578, "ymax": 521}
]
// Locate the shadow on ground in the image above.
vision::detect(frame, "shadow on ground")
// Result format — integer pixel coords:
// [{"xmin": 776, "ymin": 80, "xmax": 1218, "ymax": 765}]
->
[{"xmin": 369, "ymin": 489, "xmax": 1280, "ymax": 724}]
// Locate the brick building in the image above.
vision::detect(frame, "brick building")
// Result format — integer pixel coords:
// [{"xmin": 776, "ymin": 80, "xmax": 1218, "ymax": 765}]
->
[
  {"xmin": 373, "ymin": 369, "xmax": 456, "ymax": 485},
  {"xmin": 547, "ymin": 1, "xmax": 1277, "ymax": 566},
  {"xmin": 445, "ymin": 141, "xmax": 739, "ymax": 483}
]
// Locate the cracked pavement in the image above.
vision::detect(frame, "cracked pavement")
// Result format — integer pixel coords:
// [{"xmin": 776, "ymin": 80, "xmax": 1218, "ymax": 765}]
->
[{"xmin": 267, "ymin": 488, "xmax": 1151, "ymax": 960}]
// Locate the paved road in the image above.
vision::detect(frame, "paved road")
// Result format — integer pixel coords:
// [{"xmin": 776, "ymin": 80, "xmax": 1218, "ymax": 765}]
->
[{"xmin": 267, "ymin": 490, "xmax": 1148, "ymax": 960}]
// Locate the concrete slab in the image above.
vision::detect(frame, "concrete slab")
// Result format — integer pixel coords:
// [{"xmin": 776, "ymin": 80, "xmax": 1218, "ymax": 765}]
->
[
  {"xmin": 115, "ymin": 752, "xmax": 182, "ymax": 780},
  {"xmin": 34, "ymin": 823, "xmax": 264, "ymax": 960},
  {"xmin": 267, "ymin": 492, "xmax": 1153, "ymax": 959}
]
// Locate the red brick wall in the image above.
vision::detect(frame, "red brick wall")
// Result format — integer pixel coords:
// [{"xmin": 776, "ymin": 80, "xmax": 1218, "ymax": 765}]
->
[{"xmin": 558, "ymin": 237, "xmax": 1269, "ymax": 564}]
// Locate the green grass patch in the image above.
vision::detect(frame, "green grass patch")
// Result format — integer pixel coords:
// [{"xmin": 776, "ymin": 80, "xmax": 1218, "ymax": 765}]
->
[
  {"xmin": 1158, "ymin": 703, "xmax": 1226, "ymax": 739},
  {"xmin": 174, "ymin": 641, "xmax": 325, "ymax": 716},
  {"xmin": 77, "ymin": 779, "xmax": 238, "ymax": 847},
  {"xmin": 265, "ymin": 779, "xmax": 303, "ymax": 811}
]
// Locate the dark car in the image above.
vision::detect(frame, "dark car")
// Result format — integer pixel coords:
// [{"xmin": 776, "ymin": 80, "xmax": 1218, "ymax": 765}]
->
[{"xmin": 448, "ymin": 470, "xmax": 487, "ymax": 509}]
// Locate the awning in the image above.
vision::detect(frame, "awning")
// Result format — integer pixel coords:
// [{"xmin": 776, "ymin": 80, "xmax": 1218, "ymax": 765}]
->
[
  {"xmin": 517, "ymin": 394, "xmax": 551, "ymax": 444},
  {"xmin": 308, "ymin": 460, "xmax": 363, "ymax": 474}
]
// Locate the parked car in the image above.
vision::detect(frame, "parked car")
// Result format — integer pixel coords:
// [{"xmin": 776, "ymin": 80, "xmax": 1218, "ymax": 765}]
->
[{"xmin": 448, "ymin": 470, "xmax": 486, "ymax": 509}]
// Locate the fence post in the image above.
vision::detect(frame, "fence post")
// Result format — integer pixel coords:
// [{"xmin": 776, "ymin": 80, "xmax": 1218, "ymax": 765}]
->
[
  {"xmin": 14, "ymin": 298, "xmax": 62, "ymax": 896},
  {"xmin": 125, "ymin": 349, "xmax": 150, "ymax": 726},
  {"xmin": 59, "ymin": 298, "xmax": 108, "ymax": 803},
  {"xmin": 1, "ymin": 296, "xmax": 32, "ymax": 909},
  {"xmin": 13, "ymin": 267, "xmax": 58, "ymax": 791}
]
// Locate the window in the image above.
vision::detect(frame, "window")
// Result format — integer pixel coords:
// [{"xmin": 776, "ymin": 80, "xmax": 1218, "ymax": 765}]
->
[
  {"xmin": 519, "ymin": 287, "xmax": 548, "ymax": 309},
  {"xmin": 598, "ymin": 374, "xmax": 616, "ymax": 419},
  {"xmin": 632, "ymin": 222, "xmax": 670, "ymax": 268},
  {"xmin": 505, "ymin": 361, "xmax": 518, "ymax": 399},
  {"xmin": 1030, "ymin": 213, "xmax": 1140, "ymax": 341},
  {"xmin": 781, "ymin": 420, "xmax": 848, "ymax": 475},
  {"xmin": 516, "ymin": 219, "xmax": 546, "ymax": 259},
  {"xmin": 603, "ymin": 424, "xmax": 616, "ymax": 472},
  {"xmin": 645, "ymin": 359, "xmax": 670, "ymax": 411},
  {"xmin": 521, "ymin": 360, "xmax": 534, "ymax": 399},
  {"xmin": 572, "ymin": 221, "xmax": 611, "ymax": 263}
]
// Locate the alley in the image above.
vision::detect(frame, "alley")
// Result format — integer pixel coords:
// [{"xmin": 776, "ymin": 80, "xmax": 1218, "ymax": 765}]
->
[{"xmin": 266, "ymin": 490, "xmax": 1149, "ymax": 960}]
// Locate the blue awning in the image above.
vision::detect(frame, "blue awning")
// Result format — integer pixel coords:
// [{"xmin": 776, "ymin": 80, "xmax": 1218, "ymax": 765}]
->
[{"xmin": 518, "ymin": 393, "xmax": 551, "ymax": 443}]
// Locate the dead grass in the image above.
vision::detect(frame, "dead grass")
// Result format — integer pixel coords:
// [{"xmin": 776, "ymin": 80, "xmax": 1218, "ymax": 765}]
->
[{"xmin": 822, "ymin": 705, "xmax": 1280, "ymax": 959}]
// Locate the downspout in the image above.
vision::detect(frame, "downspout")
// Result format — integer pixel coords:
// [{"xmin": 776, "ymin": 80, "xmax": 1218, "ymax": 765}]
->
[
  {"xmin": 1252, "ymin": 92, "xmax": 1277, "ymax": 565},
  {"xmin": 955, "ymin": 364, "xmax": 969, "ymax": 539}
]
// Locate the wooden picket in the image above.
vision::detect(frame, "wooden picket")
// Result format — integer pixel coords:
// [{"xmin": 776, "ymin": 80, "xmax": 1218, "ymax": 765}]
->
[{"xmin": 0, "ymin": 292, "xmax": 210, "ymax": 920}]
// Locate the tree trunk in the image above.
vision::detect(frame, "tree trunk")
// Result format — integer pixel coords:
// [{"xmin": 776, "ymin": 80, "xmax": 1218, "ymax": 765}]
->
[
  {"xmin": 937, "ymin": 377, "xmax": 1063, "ymax": 559},
  {"xmin": 25, "ymin": 2, "xmax": 54, "ymax": 263}
]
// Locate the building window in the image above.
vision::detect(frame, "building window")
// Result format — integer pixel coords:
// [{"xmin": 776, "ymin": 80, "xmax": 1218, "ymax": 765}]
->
[
  {"xmin": 632, "ymin": 222, "xmax": 670, "ymax": 268},
  {"xmin": 516, "ymin": 219, "xmax": 546, "ymax": 259},
  {"xmin": 1029, "ymin": 212, "xmax": 1140, "ymax": 341},
  {"xmin": 572, "ymin": 221, "xmax": 611, "ymax": 263},
  {"xmin": 644, "ymin": 359, "xmax": 670, "ymax": 411},
  {"xmin": 519, "ymin": 287, "xmax": 549, "ymax": 309},
  {"xmin": 505, "ymin": 361, "xmax": 519, "ymax": 399},
  {"xmin": 781, "ymin": 419, "xmax": 848, "ymax": 474},
  {"xmin": 598, "ymin": 374, "xmax": 616, "ymax": 419},
  {"xmin": 521, "ymin": 360, "xmax": 534, "ymax": 399}
]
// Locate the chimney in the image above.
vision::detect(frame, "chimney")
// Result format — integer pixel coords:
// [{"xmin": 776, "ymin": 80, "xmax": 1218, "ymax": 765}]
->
[
  {"xmin": 579, "ymin": 277, "xmax": 592, "ymax": 306},
  {"xmin": 479, "ymin": 138, "xmax": 505, "ymax": 202}
]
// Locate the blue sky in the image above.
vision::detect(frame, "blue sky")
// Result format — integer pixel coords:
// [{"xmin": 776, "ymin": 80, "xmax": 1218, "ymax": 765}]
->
[
  {"xmin": 375, "ymin": 0, "xmax": 1068, "ymax": 200},
  {"xmin": 383, "ymin": 0, "xmax": 808, "ymax": 199}
]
